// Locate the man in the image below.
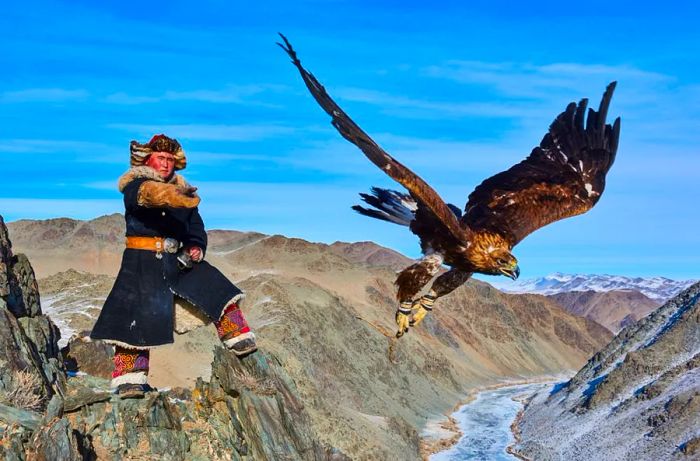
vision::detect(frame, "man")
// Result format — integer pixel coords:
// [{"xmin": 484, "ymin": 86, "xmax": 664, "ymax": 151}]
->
[{"xmin": 91, "ymin": 134, "xmax": 256, "ymax": 398}]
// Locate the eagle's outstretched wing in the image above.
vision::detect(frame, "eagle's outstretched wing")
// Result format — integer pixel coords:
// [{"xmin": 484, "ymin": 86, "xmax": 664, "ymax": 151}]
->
[
  {"xmin": 278, "ymin": 34, "xmax": 470, "ymax": 242},
  {"xmin": 463, "ymin": 83, "xmax": 620, "ymax": 247}
]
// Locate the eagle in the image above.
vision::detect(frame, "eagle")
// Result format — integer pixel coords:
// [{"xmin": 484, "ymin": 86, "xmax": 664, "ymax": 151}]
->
[{"xmin": 278, "ymin": 35, "xmax": 620, "ymax": 338}]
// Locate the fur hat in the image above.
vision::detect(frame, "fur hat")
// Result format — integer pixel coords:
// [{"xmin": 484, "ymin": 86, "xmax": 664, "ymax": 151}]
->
[{"xmin": 130, "ymin": 134, "xmax": 187, "ymax": 170}]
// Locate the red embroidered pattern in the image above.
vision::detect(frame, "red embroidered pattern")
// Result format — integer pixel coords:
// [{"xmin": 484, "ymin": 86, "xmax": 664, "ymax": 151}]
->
[
  {"xmin": 112, "ymin": 346, "xmax": 150, "ymax": 378},
  {"xmin": 215, "ymin": 303, "xmax": 250, "ymax": 340}
]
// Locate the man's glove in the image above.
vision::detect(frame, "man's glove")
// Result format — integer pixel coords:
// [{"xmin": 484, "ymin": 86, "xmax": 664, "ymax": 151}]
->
[{"xmin": 137, "ymin": 181, "xmax": 201, "ymax": 208}]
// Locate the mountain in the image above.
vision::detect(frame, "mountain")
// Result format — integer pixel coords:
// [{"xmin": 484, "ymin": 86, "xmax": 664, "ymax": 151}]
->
[
  {"xmin": 548, "ymin": 290, "xmax": 661, "ymax": 334},
  {"xmin": 492, "ymin": 272, "xmax": 696, "ymax": 302},
  {"xmin": 5, "ymin": 215, "xmax": 613, "ymax": 459},
  {"xmin": 512, "ymin": 282, "xmax": 700, "ymax": 460}
]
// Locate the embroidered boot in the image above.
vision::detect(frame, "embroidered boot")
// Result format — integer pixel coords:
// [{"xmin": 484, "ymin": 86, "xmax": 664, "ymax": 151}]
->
[
  {"xmin": 215, "ymin": 302, "xmax": 257, "ymax": 356},
  {"xmin": 111, "ymin": 346, "xmax": 155, "ymax": 398}
]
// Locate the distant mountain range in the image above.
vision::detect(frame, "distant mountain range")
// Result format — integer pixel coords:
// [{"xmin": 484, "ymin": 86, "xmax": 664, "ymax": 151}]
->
[{"xmin": 492, "ymin": 272, "xmax": 697, "ymax": 302}]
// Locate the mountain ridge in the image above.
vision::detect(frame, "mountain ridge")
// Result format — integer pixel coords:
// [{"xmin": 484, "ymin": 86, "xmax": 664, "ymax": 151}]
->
[
  {"xmin": 548, "ymin": 289, "xmax": 661, "ymax": 334},
  {"xmin": 493, "ymin": 272, "xmax": 696, "ymax": 302},
  {"xmin": 513, "ymin": 281, "xmax": 700, "ymax": 460}
]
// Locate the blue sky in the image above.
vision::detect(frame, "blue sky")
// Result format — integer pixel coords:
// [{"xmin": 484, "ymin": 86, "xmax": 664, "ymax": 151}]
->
[{"xmin": 1, "ymin": 1, "xmax": 698, "ymax": 280}]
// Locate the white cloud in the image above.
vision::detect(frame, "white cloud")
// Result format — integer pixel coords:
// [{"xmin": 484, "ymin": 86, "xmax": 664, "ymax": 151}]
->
[
  {"xmin": 0, "ymin": 198, "xmax": 122, "ymax": 220},
  {"xmin": 0, "ymin": 88, "xmax": 89, "ymax": 103},
  {"xmin": 103, "ymin": 84, "xmax": 289, "ymax": 106},
  {"xmin": 333, "ymin": 86, "xmax": 531, "ymax": 119},
  {"xmin": 0, "ymin": 139, "xmax": 110, "ymax": 153},
  {"xmin": 107, "ymin": 123, "xmax": 295, "ymax": 141},
  {"xmin": 422, "ymin": 61, "xmax": 671, "ymax": 99}
]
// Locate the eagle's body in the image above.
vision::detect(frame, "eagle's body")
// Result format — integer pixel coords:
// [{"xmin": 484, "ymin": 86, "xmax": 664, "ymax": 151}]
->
[{"xmin": 279, "ymin": 35, "xmax": 620, "ymax": 337}]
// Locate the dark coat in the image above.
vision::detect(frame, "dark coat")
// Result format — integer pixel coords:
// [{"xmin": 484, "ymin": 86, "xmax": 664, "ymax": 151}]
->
[{"xmin": 91, "ymin": 170, "xmax": 242, "ymax": 348}]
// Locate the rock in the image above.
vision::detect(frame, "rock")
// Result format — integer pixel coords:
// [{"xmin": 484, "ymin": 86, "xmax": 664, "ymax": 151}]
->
[
  {"xmin": 0, "ymin": 402, "xmax": 41, "ymax": 430},
  {"xmin": 27, "ymin": 418, "xmax": 88, "ymax": 461},
  {"xmin": 62, "ymin": 336, "xmax": 114, "ymax": 379}
]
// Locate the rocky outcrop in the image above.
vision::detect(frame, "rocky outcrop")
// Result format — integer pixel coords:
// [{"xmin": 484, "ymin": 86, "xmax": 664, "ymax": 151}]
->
[
  {"xmin": 513, "ymin": 282, "xmax": 700, "ymax": 461},
  {"xmin": 0, "ymin": 215, "xmax": 346, "ymax": 460},
  {"xmin": 548, "ymin": 289, "xmax": 660, "ymax": 333},
  {"xmin": 0, "ymin": 215, "xmax": 71, "ymax": 459}
]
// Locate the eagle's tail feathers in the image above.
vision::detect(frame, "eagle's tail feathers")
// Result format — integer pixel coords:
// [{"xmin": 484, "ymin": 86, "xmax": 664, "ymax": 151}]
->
[{"xmin": 353, "ymin": 187, "xmax": 416, "ymax": 227}]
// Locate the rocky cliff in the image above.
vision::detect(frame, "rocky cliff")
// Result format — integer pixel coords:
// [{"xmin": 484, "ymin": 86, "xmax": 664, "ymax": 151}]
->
[
  {"xmin": 513, "ymin": 282, "xmax": 700, "ymax": 460},
  {"xmin": 5, "ymin": 215, "xmax": 613, "ymax": 460},
  {"xmin": 0, "ymin": 215, "xmax": 346, "ymax": 460}
]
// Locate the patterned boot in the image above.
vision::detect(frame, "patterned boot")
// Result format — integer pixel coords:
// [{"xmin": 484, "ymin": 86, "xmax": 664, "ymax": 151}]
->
[
  {"xmin": 111, "ymin": 346, "xmax": 155, "ymax": 398},
  {"xmin": 215, "ymin": 302, "xmax": 257, "ymax": 356}
]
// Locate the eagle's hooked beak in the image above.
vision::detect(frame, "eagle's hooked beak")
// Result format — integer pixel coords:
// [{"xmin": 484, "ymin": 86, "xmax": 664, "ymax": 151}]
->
[{"xmin": 500, "ymin": 264, "xmax": 520, "ymax": 280}]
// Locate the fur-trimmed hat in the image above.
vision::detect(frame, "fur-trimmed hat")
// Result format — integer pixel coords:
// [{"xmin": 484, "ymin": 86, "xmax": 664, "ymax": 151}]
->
[{"xmin": 130, "ymin": 134, "xmax": 187, "ymax": 170}]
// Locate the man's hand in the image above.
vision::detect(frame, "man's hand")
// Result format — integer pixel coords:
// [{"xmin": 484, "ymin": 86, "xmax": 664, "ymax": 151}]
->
[{"xmin": 187, "ymin": 246, "xmax": 203, "ymax": 262}]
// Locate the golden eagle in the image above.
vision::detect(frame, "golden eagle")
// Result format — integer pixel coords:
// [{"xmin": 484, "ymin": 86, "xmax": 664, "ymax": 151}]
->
[{"xmin": 279, "ymin": 35, "xmax": 620, "ymax": 338}]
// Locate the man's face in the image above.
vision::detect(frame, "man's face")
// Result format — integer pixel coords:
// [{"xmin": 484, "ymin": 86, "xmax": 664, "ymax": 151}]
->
[{"xmin": 145, "ymin": 151, "xmax": 176, "ymax": 179}]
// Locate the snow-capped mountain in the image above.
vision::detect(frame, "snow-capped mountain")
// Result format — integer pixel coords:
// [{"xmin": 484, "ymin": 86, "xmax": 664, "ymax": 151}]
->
[
  {"xmin": 512, "ymin": 281, "xmax": 700, "ymax": 460},
  {"xmin": 491, "ymin": 272, "xmax": 697, "ymax": 302}
]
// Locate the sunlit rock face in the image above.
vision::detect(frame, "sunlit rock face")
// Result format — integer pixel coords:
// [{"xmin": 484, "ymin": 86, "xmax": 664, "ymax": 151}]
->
[{"xmin": 513, "ymin": 282, "xmax": 700, "ymax": 461}]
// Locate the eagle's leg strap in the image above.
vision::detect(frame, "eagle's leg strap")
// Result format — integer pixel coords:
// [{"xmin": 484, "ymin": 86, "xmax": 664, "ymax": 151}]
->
[
  {"xmin": 408, "ymin": 269, "xmax": 473, "ymax": 329},
  {"xmin": 409, "ymin": 290, "xmax": 437, "ymax": 327}
]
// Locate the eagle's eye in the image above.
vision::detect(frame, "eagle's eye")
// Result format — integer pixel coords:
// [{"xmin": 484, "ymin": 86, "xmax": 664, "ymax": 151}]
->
[{"xmin": 496, "ymin": 258, "xmax": 506, "ymax": 265}]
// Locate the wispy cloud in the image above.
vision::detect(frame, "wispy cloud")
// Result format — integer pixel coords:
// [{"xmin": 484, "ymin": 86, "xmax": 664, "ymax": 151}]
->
[
  {"xmin": 103, "ymin": 84, "xmax": 288, "ymax": 107},
  {"xmin": 0, "ymin": 139, "xmax": 110, "ymax": 153},
  {"xmin": 0, "ymin": 198, "xmax": 122, "ymax": 220},
  {"xmin": 334, "ymin": 87, "xmax": 532, "ymax": 119},
  {"xmin": 107, "ymin": 123, "xmax": 295, "ymax": 141},
  {"xmin": 0, "ymin": 88, "xmax": 89, "ymax": 103},
  {"xmin": 422, "ymin": 61, "xmax": 671, "ymax": 99}
]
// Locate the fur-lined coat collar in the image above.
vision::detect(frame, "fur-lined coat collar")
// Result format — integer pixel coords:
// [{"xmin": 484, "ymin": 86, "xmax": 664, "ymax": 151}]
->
[{"xmin": 118, "ymin": 166, "xmax": 191, "ymax": 192}]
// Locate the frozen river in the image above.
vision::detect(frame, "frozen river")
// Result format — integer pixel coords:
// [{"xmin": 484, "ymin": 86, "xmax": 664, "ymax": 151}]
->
[{"xmin": 430, "ymin": 382, "xmax": 550, "ymax": 461}]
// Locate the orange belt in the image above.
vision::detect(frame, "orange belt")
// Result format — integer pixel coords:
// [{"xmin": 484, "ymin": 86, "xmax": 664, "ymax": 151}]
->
[{"xmin": 125, "ymin": 236, "xmax": 178, "ymax": 253}]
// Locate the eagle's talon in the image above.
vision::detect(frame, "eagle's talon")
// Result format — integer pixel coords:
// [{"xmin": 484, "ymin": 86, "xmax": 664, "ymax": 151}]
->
[
  {"xmin": 409, "ymin": 294, "xmax": 435, "ymax": 327},
  {"xmin": 395, "ymin": 303, "xmax": 412, "ymax": 338}
]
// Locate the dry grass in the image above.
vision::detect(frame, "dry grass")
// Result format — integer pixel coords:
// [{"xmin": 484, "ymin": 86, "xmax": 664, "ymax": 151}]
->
[
  {"xmin": 231, "ymin": 369, "xmax": 276, "ymax": 396},
  {"xmin": 0, "ymin": 369, "xmax": 45, "ymax": 411}
]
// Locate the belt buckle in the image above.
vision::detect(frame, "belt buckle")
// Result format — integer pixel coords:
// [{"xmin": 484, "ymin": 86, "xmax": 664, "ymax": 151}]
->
[{"xmin": 163, "ymin": 238, "xmax": 180, "ymax": 254}]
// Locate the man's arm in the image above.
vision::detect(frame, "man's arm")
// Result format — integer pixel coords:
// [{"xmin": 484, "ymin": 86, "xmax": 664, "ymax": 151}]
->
[
  {"xmin": 137, "ymin": 181, "xmax": 200, "ymax": 208},
  {"xmin": 123, "ymin": 178, "xmax": 199, "ymax": 210}
]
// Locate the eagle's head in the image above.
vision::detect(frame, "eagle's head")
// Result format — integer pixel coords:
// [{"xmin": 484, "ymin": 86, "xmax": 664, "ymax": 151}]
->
[
  {"xmin": 491, "ymin": 249, "xmax": 520, "ymax": 280},
  {"xmin": 469, "ymin": 232, "xmax": 520, "ymax": 279}
]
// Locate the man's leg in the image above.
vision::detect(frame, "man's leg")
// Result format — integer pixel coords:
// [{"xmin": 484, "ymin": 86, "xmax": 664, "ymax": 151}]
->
[
  {"xmin": 111, "ymin": 345, "xmax": 154, "ymax": 398},
  {"xmin": 214, "ymin": 301, "xmax": 257, "ymax": 356}
]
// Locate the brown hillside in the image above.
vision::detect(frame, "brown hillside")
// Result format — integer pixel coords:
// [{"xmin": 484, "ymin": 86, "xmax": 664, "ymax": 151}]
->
[
  {"xmin": 11, "ymin": 215, "xmax": 612, "ymax": 460},
  {"xmin": 548, "ymin": 289, "xmax": 660, "ymax": 333}
]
